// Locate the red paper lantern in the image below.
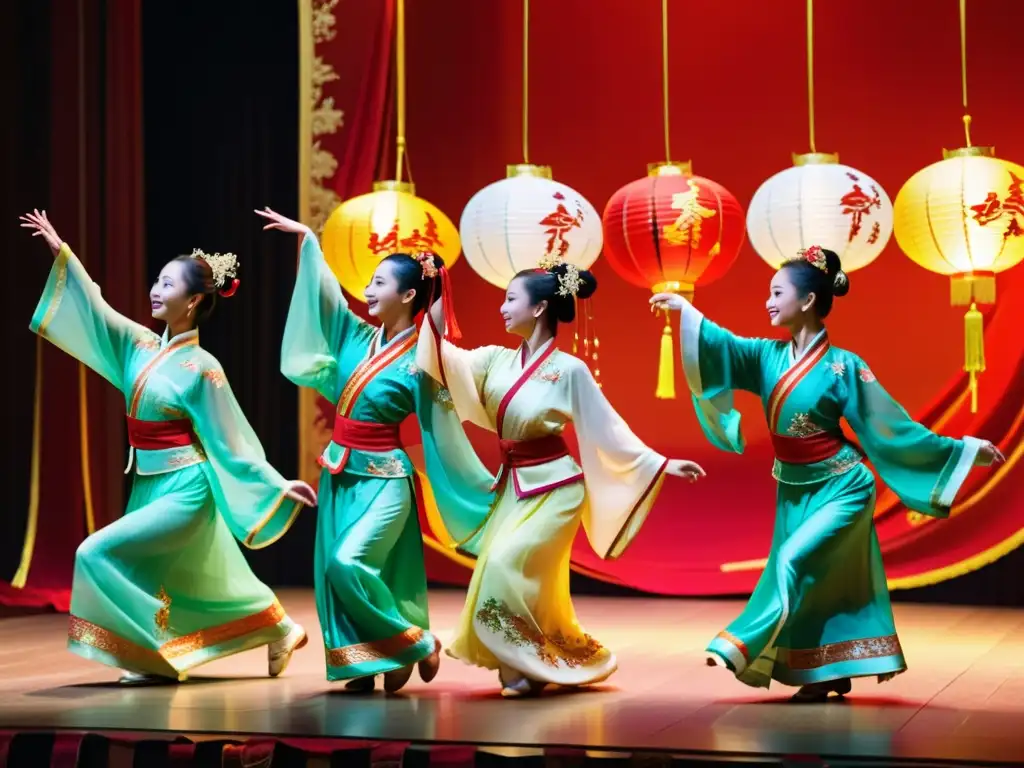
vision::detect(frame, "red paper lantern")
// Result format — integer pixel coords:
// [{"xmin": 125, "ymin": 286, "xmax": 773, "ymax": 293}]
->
[{"xmin": 602, "ymin": 162, "xmax": 745, "ymax": 398}]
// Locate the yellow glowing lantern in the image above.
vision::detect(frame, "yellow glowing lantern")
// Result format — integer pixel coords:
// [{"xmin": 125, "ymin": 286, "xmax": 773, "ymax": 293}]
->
[
  {"xmin": 894, "ymin": 144, "xmax": 1024, "ymax": 410},
  {"xmin": 321, "ymin": 180, "xmax": 461, "ymax": 303}
]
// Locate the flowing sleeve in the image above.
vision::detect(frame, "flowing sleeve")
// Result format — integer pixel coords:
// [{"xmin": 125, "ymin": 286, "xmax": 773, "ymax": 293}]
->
[
  {"xmin": 414, "ymin": 375, "xmax": 496, "ymax": 557},
  {"xmin": 184, "ymin": 361, "xmax": 303, "ymax": 549},
  {"xmin": 415, "ymin": 314, "xmax": 499, "ymax": 431},
  {"xmin": 280, "ymin": 232, "xmax": 375, "ymax": 400},
  {"xmin": 679, "ymin": 300, "xmax": 767, "ymax": 454},
  {"xmin": 841, "ymin": 356, "xmax": 982, "ymax": 518},
  {"xmin": 30, "ymin": 243, "xmax": 152, "ymax": 391},
  {"xmin": 569, "ymin": 361, "xmax": 669, "ymax": 560}
]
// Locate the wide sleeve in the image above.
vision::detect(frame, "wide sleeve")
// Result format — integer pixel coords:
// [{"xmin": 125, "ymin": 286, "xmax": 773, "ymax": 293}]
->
[
  {"xmin": 30, "ymin": 243, "xmax": 152, "ymax": 391},
  {"xmin": 414, "ymin": 375, "xmax": 496, "ymax": 557},
  {"xmin": 570, "ymin": 362, "xmax": 669, "ymax": 560},
  {"xmin": 280, "ymin": 232, "xmax": 374, "ymax": 400},
  {"xmin": 679, "ymin": 300, "xmax": 767, "ymax": 454},
  {"xmin": 183, "ymin": 364, "xmax": 303, "ymax": 549},
  {"xmin": 416, "ymin": 314, "xmax": 499, "ymax": 431},
  {"xmin": 842, "ymin": 356, "xmax": 982, "ymax": 518}
]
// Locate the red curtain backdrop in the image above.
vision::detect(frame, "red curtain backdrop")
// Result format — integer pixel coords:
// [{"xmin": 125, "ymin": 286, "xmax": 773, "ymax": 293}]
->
[
  {"xmin": 311, "ymin": 0, "xmax": 1024, "ymax": 594},
  {"xmin": 0, "ymin": 0, "xmax": 146, "ymax": 610}
]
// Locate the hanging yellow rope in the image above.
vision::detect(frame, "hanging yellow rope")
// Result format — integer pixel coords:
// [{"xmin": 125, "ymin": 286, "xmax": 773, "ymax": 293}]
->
[
  {"xmin": 393, "ymin": 0, "xmax": 409, "ymax": 183},
  {"xmin": 959, "ymin": 0, "xmax": 974, "ymax": 147},
  {"xmin": 661, "ymin": 0, "xmax": 671, "ymax": 162},
  {"xmin": 806, "ymin": 0, "xmax": 816, "ymax": 153}
]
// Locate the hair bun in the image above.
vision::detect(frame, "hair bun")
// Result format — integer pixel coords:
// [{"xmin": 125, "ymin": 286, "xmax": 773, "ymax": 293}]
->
[{"xmin": 549, "ymin": 263, "xmax": 598, "ymax": 301}]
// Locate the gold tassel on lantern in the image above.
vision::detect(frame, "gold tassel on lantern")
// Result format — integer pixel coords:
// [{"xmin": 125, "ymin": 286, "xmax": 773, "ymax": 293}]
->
[
  {"xmin": 656, "ymin": 310, "xmax": 676, "ymax": 399},
  {"xmin": 964, "ymin": 302, "xmax": 985, "ymax": 414}
]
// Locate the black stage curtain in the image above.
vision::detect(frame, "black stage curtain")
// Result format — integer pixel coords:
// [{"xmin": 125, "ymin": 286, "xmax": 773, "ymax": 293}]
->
[{"xmin": 142, "ymin": 1, "xmax": 313, "ymax": 585}]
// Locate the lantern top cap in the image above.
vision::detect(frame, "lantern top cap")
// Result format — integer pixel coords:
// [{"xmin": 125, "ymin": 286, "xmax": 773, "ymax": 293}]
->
[
  {"xmin": 647, "ymin": 161, "xmax": 693, "ymax": 177},
  {"xmin": 506, "ymin": 164, "xmax": 553, "ymax": 180},
  {"xmin": 372, "ymin": 180, "xmax": 416, "ymax": 195},
  {"xmin": 793, "ymin": 152, "xmax": 839, "ymax": 166},
  {"xmin": 942, "ymin": 146, "xmax": 996, "ymax": 160}
]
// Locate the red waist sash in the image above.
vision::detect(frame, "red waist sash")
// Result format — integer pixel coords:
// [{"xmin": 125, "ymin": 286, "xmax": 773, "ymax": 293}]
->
[
  {"xmin": 770, "ymin": 431, "xmax": 846, "ymax": 465},
  {"xmin": 331, "ymin": 415, "xmax": 403, "ymax": 452},
  {"xmin": 125, "ymin": 416, "xmax": 197, "ymax": 450},
  {"xmin": 498, "ymin": 433, "xmax": 571, "ymax": 468},
  {"xmin": 493, "ymin": 434, "xmax": 572, "ymax": 490}
]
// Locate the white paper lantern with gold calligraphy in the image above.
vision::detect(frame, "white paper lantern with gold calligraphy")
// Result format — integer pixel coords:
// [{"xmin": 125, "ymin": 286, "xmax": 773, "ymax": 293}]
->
[
  {"xmin": 746, "ymin": 153, "xmax": 893, "ymax": 273},
  {"xmin": 459, "ymin": 164, "xmax": 603, "ymax": 289}
]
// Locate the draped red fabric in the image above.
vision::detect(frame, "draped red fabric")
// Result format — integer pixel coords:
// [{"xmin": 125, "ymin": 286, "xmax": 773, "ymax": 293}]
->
[
  {"xmin": 0, "ymin": 0, "xmax": 146, "ymax": 609},
  {"xmin": 308, "ymin": 0, "xmax": 1024, "ymax": 595}
]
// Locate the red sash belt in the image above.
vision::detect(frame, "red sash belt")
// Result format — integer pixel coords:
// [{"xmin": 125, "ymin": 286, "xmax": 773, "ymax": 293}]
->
[
  {"xmin": 493, "ymin": 433, "xmax": 571, "ymax": 490},
  {"xmin": 499, "ymin": 434, "xmax": 570, "ymax": 468},
  {"xmin": 125, "ymin": 416, "xmax": 197, "ymax": 450},
  {"xmin": 332, "ymin": 415, "xmax": 403, "ymax": 452},
  {"xmin": 770, "ymin": 431, "xmax": 846, "ymax": 465}
]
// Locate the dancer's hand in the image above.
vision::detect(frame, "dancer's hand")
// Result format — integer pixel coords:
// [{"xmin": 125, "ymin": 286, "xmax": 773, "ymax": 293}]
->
[
  {"xmin": 286, "ymin": 480, "xmax": 318, "ymax": 507},
  {"xmin": 975, "ymin": 440, "xmax": 1005, "ymax": 467},
  {"xmin": 650, "ymin": 292, "xmax": 688, "ymax": 313},
  {"xmin": 19, "ymin": 209, "xmax": 62, "ymax": 255},
  {"xmin": 255, "ymin": 207, "xmax": 312, "ymax": 236},
  {"xmin": 665, "ymin": 459, "xmax": 706, "ymax": 483}
]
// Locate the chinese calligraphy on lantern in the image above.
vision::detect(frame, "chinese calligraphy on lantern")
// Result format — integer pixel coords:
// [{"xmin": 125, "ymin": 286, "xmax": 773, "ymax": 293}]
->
[
  {"xmin": 840, "ymin": 173, "xmax": 883, "ymax": 243},
  {"xmin": 368, "ymin": 211, "xmax": 446, "ymax": 255},
  {"xmin": 538, "ymin": 192, "xmax": 584, "ymax": 260},
  {"xmin": 662, "ymin": 180, "xmax": 717, "ymax": 247},
  {"xmin": 970, "ymin": 173, "xmax": 1024, "ymax": 240}
]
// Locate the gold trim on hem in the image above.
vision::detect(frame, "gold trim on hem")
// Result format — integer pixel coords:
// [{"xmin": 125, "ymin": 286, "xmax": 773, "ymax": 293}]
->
[
  {"xmin": 779, "ymin": 634, "xmax": 902, "ymax": 670},
  {"xmin": 326, "ymin": 626, "xmax": 426, "ymax": 668},
  {"xmin": 68, "ymin": 601, "xmax": 287, "ymax": 666}
]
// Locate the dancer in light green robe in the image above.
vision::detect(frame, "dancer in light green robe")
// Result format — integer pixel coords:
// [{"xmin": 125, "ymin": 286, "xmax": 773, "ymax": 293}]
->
[
  {"xmin": 654, "ymin": 244, "xmax": 1002, "ymax": 701},
  {"xmin": 23, "ymin": 210, "xmax": 315, "ymax": 684},
  {"xmin": 262, "ymin": 209, "xmax": 494, "ymax": 692}
]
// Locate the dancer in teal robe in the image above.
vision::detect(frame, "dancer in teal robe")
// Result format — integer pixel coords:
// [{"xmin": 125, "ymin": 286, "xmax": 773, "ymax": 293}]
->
[
  {"xmin": 21, "ymin": 210, "xmax": 317, "ymax": 685},
  {"xmin": 653, "ymin": 244, "xmax": 1003, "ymax": 702},
  {"xmin": 259, "ymin": 208, "xmax": 494, "ymax": 693}
]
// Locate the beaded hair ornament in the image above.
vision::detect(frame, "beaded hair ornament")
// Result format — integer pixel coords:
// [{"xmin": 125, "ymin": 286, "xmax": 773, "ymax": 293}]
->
[
  {"xmin": 413, "ymin": 251, "xmax": 438, "ymax": 279},
  {"xmin": 191, "ymin": 248, "xmax": 241, "ymax": 297},
  {"xmin": 537, "ymin": 254, "xmax": 583, "ymax": 298}
]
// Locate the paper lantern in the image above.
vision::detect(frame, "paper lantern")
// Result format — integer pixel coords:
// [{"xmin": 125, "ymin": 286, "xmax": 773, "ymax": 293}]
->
[
  {"xmin": 894, "ymin": 145, "xmax": 1024, "ymax": 411},
  {"xmin": 321, "ymin": 181, "xmax": 462, "ymax": 303},
  {"xmin": 747, "ymin": 153, "xmax": 893, "ymax": 273},
  {"xmin": 459, "ymin": 165, "xmax": 603, "ymax": 290},
  {"xmin": 602, "ymin": 162, "xmax": 745, "ymax": 398}
]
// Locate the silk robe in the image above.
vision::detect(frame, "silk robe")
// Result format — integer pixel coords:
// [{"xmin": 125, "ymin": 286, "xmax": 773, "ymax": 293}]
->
[
  {"xmin": 417, "ymin": 319, "xmax": 668, "ymax": 686},
  {"xmin": 281, "ymin": 233, "xmax": 494, "ymax": 681},
  {"xmin": 32, "ymin": 245, "xmax": 301, "ymax": 678},
  {"xmin": 680, "ymin": 302, "xmax": 982, "ymax": 688}
]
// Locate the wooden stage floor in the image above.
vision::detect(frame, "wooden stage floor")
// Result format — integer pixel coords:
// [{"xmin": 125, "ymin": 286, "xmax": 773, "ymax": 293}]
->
[{"xmin": 1, "ymin": 589, "xmax": 1023, "ymax": 765}]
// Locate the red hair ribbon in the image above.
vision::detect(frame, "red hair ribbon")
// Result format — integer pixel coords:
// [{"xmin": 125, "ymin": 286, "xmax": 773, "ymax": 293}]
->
[
  {"xmin": 219, "ymin": 278, "xmax": 240, "ymax": 298},
  {"xmin": 439, "ymin": 266, "xmax": 461, "ymax": 341}
]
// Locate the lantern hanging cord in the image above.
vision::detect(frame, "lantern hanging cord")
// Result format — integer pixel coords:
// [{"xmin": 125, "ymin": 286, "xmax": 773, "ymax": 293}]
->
[
  {"xmin": 806, "ymin": 0, "xmax": 816, "ymax": 153},
  {"xmin": 661, "ymin": 0, "xmax": 671, "ymax": 162},
  {"xmin": 522, "ymin": 0, "xmax": 529, "ymax": 165},
  {"xmin": 960, "ymin": 0, "xmax": 973, "ymax": 147},
  {"xmin": 394, "ymin": 0, "xmax": 409, "ymax": 182}
]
